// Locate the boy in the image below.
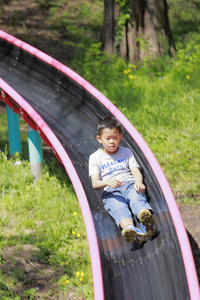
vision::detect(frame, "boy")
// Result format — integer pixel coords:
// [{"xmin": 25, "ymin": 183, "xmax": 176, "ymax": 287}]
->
[{"xmin": 89, "ymin": 116, "xmax": 156, "ymax": 243}]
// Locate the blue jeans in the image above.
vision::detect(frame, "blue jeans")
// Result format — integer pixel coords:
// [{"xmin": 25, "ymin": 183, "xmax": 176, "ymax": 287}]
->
[{"xmin": 102, "ymin": 181, "xmax": 153, "ymax": 227}]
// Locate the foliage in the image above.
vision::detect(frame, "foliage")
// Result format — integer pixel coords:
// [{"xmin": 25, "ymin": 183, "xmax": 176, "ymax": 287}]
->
[
  {"xmin": 45, "ymin": 0, "xmax": 103, "ymax": 60},
  {"xmin": 74, "ymin": 32, "xmax": 200, "ymax": 206},
  {"xmin": 115, "ymin": 0, "xmax": 130, "ymax": 48},
  {"xmin": 0, "ymin": 148, "xmax": 93, "ymax": 299},
  {"xmin": 168, "ymin": 0, "xmax": 200, "ymax": 46},
  {"xmin": 36, "ymin": 0, "xmax": 56, "ymax": 12}
]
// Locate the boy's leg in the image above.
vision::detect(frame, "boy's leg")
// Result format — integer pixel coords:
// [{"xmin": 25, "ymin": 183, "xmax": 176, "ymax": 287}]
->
[
  {"xmin": 120, "ymin": 217, "xmax": 133, "ymax": 229},
  {"xmin": 102, "ymin": 190, "xmax": 146, "ymax": 243},
  {"xmin": 125, "ymin": 182, "xmax": 152, "ymax": 216},
  {"xmin": 125, "ymin": 182, "xmax": 156, "ymax": 237},
  {"xmin": 102, "ymin": 191, "xmax": 132, "ymax": 226}
]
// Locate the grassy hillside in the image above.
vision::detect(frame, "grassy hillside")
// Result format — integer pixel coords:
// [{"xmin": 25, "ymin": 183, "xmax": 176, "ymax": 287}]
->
[
  {"xmin": 36, "ymin": 0, "xmax": 199, "ymax": 205},
  {"xmin": 89, "ymin": 45, "xmax": 200, "ymax": 204},
  {"xmin": 0, "ymin": 131, "xmax": 93, "ymax": 299},
  {"xmin": 0, "ymin": 0, "xmax": 199, "ymax": 298}
]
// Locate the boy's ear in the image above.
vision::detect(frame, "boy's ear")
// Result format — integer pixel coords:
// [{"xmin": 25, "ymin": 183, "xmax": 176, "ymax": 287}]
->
[{"xmin": 96, "ymin": 135, "xmax": 102, "ymax": 144}]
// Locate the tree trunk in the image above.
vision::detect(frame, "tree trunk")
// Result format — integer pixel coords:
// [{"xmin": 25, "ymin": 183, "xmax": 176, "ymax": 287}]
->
[
  {"xmin": 119, "ymin": 0, "xmax": 176, "ymax": 63},
  {"xmin": 126, "ymin": 3, "xmax": 138, "ymax": 63},
  {"xmin": 102, "ymin": 0, "xmax": 115, "ymax": 56}
]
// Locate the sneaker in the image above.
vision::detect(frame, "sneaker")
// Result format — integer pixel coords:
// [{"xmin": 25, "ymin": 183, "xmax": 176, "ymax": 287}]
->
[
  {"xmin": 140, "ymin": 223, "xmax": 146, "ymax": 233},
  {"xmin": 139, "ymin": 209, "xmax": 156, "ymax": 237},
  {"xmin": 122, "ymin": 226, "xmax": 146, "ymax": 243}
]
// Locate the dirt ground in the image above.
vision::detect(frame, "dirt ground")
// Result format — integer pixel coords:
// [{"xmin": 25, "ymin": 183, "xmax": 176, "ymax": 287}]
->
[
  {"xmin": 0, "ymin": 0, "xmax": 199, "ymax": 297},
  {"xmin": 178, "ymin": 204, "xmax": 200, "ymax": 282}
]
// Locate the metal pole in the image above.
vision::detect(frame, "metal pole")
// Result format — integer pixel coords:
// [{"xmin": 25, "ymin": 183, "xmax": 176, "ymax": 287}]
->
[
  {"xmin": 28, "ymin": 126, "xmax": 43, "ymax": 181},
  {"xmin": 6, "ymin": 105, "xmax": 22, "ymax": 155}
]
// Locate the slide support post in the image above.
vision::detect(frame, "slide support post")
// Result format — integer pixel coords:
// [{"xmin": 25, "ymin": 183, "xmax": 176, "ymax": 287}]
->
[
  {"xmin": 28, "ymin": 126, "xmax": 43, "ymax": 181},
  {"xmin": 6, "ymin": 105, "xmax": 22, "ymax": 156}
]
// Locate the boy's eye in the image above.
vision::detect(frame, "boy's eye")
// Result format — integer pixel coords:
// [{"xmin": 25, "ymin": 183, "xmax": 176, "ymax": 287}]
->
[{"xmin": 105, "ymin": 137, "xmax": 117, "ymax": 140}]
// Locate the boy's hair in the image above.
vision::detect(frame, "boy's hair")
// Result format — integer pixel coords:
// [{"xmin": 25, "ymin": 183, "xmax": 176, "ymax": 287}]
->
[{"xmin": 97, "ymin": 116, "xmax": 122, "ymax": 136}]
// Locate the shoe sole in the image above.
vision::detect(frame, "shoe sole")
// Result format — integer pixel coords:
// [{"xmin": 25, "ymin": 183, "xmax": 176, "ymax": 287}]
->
[
  {"xmin": 122, "ymin": 229, "xmax": 137, "ymax": 243},
  {"xmin": 140, "ymin": 210, "xmax": 156, "ymax": 237},
  {"xmin": 122, "ymin": 229, "xmax": 146, "ymax": 243}
]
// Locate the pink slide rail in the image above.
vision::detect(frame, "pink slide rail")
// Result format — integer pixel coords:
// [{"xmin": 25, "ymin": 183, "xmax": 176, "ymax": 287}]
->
[{"xmin": 0, "ymin": 30, "xmax": 199, "ymax": 300}]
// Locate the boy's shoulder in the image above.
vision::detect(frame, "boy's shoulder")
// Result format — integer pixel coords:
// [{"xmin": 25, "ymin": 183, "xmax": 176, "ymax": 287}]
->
[
  {"xmin": 118, "ymin": 146, "xmax": 132, "ymax": 154},
  {"xmin": 89, "ymin": 148, "xmax": 101, "ymax": 158}
]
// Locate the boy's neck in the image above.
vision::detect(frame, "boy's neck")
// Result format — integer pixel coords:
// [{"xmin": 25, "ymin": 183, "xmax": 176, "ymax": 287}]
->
[{"xmin": 100, "ymin": 146, "xmax": 120, "ymax": 155}]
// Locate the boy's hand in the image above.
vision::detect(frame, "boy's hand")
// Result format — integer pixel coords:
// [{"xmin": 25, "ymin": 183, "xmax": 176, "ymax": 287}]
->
[
  {"xmin": 91, "ymin": 174, "xmax": 124, "ymax": 189},
  {"xmin": 134, "ymin": 182, "xmax": 146, "ymax": 193},
  {"xmin": 107, "ymin": 179, "xmax": 123, "ymax": 188}
]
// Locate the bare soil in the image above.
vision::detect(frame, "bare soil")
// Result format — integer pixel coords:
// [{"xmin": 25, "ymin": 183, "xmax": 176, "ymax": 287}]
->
[
  {"xmin": 0, "ymin": 0, "xmax": 74, "ymax": 64},
  {"xmin": 0, "ymin": 244, "xmax": 65, "ymax": 299},
  {"xmin": 0, "ymin": 0, "xmax": 199, "ymax": 298}
]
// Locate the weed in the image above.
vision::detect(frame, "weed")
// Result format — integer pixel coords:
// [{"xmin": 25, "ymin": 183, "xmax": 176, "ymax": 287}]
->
[
  {"xmin": 0, "ymin": 146, "xmax": 93, "ymax": 299},
  {"xmin": 22, "ymin": 288, "xmax": 36, "ymax": 299}
]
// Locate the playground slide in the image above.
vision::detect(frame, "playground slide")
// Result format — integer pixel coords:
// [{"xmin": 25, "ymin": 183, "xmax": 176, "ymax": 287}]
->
[{"xmin": 0, "ymin": 31, "xmax": 199, "ymax": 300}]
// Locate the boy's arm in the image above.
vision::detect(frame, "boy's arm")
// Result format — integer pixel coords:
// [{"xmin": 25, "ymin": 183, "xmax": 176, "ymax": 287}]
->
[
  {"xmin": 91, "ymin": 173, "xmax": 123, "ymax": 189},
  {"xmin": 131, "ymin": 167, "xmax": 146, "ymax": 193}
]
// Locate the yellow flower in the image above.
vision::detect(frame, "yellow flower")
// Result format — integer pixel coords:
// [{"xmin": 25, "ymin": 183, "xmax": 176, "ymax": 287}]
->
[
  {"xmin": 80, "ymin": 277, "xmax": 83, "ymax": 281},
  {"xmin": 123, "ymin": 70, "xmax": 128, "ymax": 74},
  {"xmin": 73, "ymin": 211, "xmax": 77, "ymax": 216},
  {"xmin": 48, "ymin": 258, "xmax": 51, "ymax": 262},
  {"xmin": 133, "ymin": 65, "xmax": 137, "ymax": 69},
  {"xmin": 128, "ymin": 74, "xmax": 133, "ymax": 79},
  {"xmin": 66, "ymin": 262, "xmax": 69, "ymax": 265},
  {"xmin": 76, "ymin": 271, "xmax": 80, "ymax": 277},
  {"xmin": 77, "ymin": 233, "xmax": 81, "ymax": 237},
  {"xmin": 64, "ymin": 279, "xmax": 69, "ymax": 284},
  {"xmin": 80, "ymin": 272, "xmax": 84, "ymax": 277},
  {"xmin": 72, "ymin": 230, "xmax": 76, "ymax": 235},
  {"xmin": 186, "ymin": 75, "xmax": 190, "ymax": 80},
  {"xmin": 127, "ymin": 68, "xmax": 131, "ymax": 73}
]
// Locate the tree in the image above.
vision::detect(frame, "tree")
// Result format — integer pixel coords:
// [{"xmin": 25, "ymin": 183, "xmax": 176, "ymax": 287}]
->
[
  {"xmin": 102, "ymin": 0, "xmax": 176, "ymax": 63},
  {"xmin": 102, "ymin": 0, "xmax": 115, "ymax": 56}
]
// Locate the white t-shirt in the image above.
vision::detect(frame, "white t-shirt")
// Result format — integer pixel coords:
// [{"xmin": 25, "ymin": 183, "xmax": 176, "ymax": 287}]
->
[{"xmin": 89, "ymin": 146, "xmax": 140, "ymax": 189}]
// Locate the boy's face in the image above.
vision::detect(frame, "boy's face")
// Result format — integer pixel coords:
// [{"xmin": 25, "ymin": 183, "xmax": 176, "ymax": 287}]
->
[{"xmin": 96, "ymin": 128, "xmax": 122, "ymax": 155}]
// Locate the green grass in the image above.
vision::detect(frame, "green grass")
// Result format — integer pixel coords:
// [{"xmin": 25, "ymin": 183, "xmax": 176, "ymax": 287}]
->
[
  {"xmin": 72, "ymin": 33, "xmax": 200, "ymax": 206},
  {"xmin": 0, "ymin": 0, "xmax": 200, "ymax": 298},
  {"xmin": 0, "ymin": 131, "xmax": 93, "ymax": 299}
]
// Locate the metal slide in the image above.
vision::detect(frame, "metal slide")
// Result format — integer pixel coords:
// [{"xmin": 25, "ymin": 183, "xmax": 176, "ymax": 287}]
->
[{"xmin": 0, "ymin": 31, "xmax": 199, "ymax": 300}]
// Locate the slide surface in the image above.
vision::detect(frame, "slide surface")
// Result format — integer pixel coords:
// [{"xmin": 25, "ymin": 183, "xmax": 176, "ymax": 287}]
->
[{"xmin": 0, "ymin": 31, "xmax": 199, "ymax": 300}]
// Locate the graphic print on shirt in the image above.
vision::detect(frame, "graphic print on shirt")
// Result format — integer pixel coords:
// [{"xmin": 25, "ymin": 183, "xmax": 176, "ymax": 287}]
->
[{"xmin": 101, "ymin": 158, "xmax": 127, "ymax": 177}]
